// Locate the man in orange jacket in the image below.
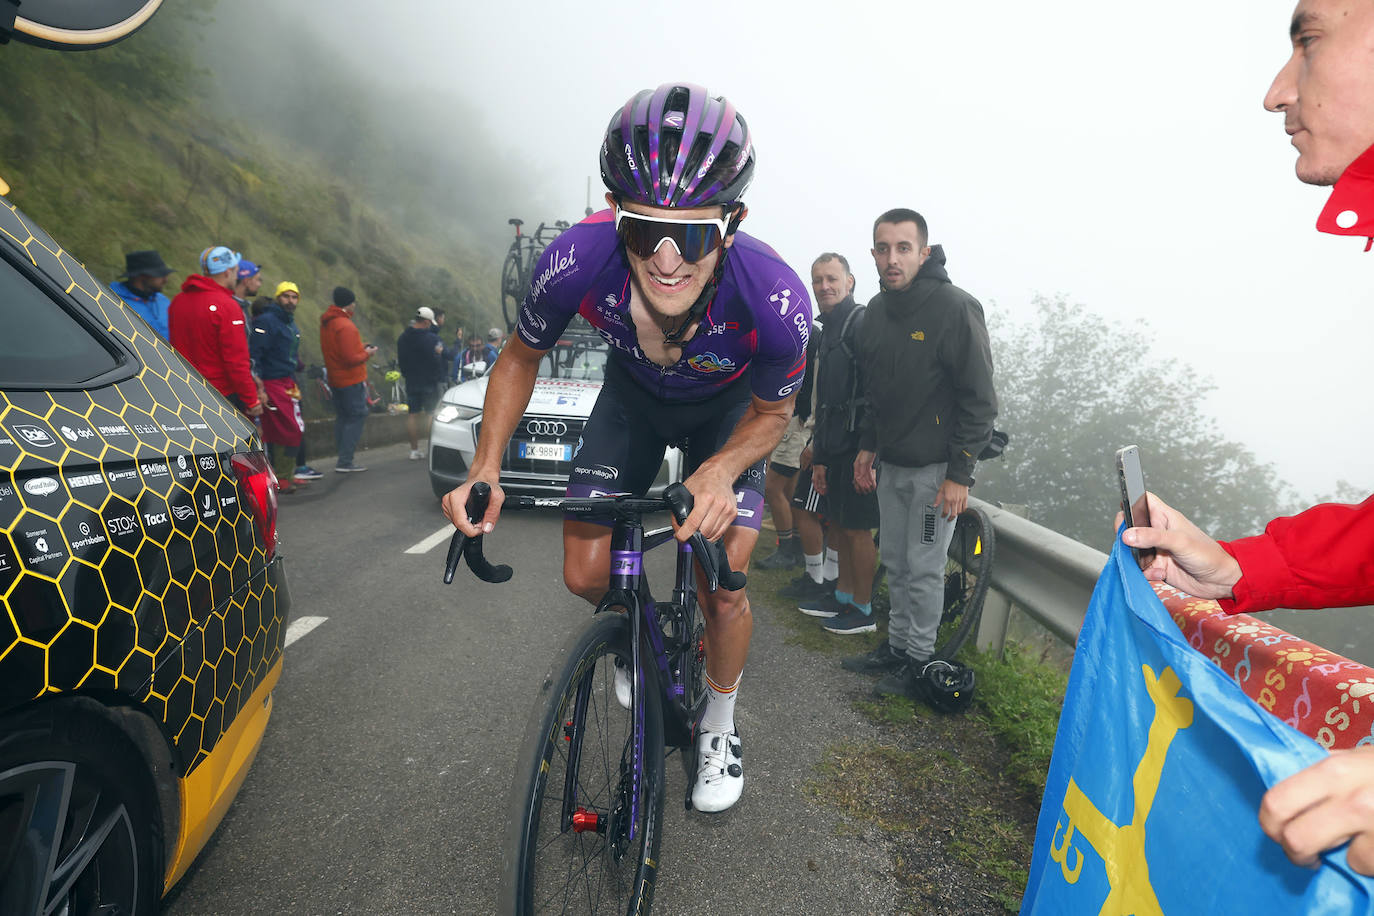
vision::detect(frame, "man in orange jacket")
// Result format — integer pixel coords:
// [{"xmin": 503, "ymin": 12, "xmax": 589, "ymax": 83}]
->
[
  {"xmin": 169, "ymin": 246, "xmax": 263, "ymax": 418},
  {"xmin": 320, "ymin": 286, "xmax": 376, "ymax": 472}
]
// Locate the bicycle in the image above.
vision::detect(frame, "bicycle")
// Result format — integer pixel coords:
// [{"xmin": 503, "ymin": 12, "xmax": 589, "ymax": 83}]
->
[
  {"xmin": 500, "ymin": 217, "xmax": 572, "ymax": 333},
  {"xmin": 443, "ymin": 482, "xmax": 746, "ymax": 915}
]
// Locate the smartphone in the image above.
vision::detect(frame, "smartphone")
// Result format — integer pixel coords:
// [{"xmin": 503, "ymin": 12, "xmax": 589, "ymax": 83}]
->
[{"xmin": 1115, "ymin": 445, "xmax": 1155, "ymax": 570}]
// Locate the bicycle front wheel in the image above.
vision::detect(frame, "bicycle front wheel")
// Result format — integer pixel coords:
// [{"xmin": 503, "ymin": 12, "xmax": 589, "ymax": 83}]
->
[
  {"xmin": 931, "ymin": 506, "xmax": 995, "ymax": 660},
  {"xmin": 501, "ymin": 613, "xmax": 666, "ymax": 916}
]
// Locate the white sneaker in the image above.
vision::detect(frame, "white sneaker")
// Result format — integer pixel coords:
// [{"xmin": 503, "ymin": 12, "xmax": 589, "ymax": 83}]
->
[
  {"xmin": 614, "ymin": 659, "xmax": 632, "ymax": 710},
  {"xmin": 409, "ymin": 449, "xmax": 424, "ymax": 460},
  {"xmin": 691, "ymin": 729, "xmax": 743, "ymax": 813}
]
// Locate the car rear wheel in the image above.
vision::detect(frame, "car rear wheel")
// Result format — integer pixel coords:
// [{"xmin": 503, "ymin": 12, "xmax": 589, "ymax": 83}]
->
[{"xmin": 0, "ymin": 704, "xmax": 163, "ymax": 916}]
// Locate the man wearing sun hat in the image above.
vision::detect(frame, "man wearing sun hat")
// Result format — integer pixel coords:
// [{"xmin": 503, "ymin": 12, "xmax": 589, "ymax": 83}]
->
[
  {"xmin": 252, "ymin": 280, "xmax": 309, "ymax": 490},
  {"xmin": 169, "ymin": 245, "xmax": 262, "ymax": 418},
  {"xmin": 110, "ymin": 249, "xmax": 175, "ymax": 341}
]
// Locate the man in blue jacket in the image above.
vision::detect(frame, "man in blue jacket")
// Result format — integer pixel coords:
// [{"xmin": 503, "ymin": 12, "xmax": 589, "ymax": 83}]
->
[
  {"xmin": 251, "ymin": 281, "xmax": 308, "ymax": 491},
  {"xmin": 110, "ymin": 250, "xmax": 174, "ymax": 340}
]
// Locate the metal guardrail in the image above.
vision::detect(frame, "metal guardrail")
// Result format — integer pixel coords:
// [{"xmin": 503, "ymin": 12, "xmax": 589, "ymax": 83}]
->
[{"xmin": 971, "ymin": 496, "xmax": 1105, "ymax": 652}]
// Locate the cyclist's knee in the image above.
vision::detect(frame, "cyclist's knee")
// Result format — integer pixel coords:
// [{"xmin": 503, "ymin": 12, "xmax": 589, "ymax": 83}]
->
[
  {"xmin": 702, "ymin": 588, "xmax": 750, "ymax": 624},
  {"xmin": 563, "ymin": 564, "xmax": 607, "ymax": 604}
]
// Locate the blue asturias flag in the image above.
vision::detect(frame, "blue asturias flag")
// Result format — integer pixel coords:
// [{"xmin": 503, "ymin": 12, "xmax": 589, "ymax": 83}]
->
[{"xmin": 1022, "ymin": 534, "xmax": 1374, "ymax": 914}]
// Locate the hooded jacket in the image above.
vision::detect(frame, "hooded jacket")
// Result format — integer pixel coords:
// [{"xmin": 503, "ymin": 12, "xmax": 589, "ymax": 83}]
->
[
  {"xmin": 168, "ymin": 274, "xmax": 259, "ymax": 410},
  {"xmin": 855, "ymin": 246, "xmax": 997, "ymax": 486},
  {"xmin": 250, "ymin": 302, "xmax": 301, "ymax": 381},
  {"xmin": 320, "ymin": 304, "xmax": 369, "ymax": 387},
  {"xmin": 811, "ymin": 295, "xmax": 864, "ymax": 465},
  {"xmin": 397, "ymin": 323, "xmax": 443, "ymax": 387}
]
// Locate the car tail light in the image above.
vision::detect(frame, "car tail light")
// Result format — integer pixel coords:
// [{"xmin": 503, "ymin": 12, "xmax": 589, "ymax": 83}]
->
[{"xmin": 231, "ymin": 451, "xmax": 279, "ymax": 560}]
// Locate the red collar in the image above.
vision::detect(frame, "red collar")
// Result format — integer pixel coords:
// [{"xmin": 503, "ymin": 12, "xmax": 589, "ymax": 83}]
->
[{"xmin": 1317, "ymin": 143, "xmax": 1374, "ymax": 250}]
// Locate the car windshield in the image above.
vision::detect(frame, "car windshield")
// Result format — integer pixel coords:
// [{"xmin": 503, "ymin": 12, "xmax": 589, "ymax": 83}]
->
[{"xmin": 539, "ymin": 335, "xmax": 607, "ymax": 382}]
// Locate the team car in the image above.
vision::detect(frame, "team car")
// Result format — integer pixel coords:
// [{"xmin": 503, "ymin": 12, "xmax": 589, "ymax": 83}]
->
[
  {"xmin": 428, "ymin": 325, "xmax": 683, "ymax": 497},
  {"xmin": 0, "ymin": 196, "xmax": 290, "ymax": 914}
]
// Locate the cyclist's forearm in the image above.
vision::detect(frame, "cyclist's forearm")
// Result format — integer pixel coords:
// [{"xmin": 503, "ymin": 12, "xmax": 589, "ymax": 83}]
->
[
  {"xmin": 695, "ymin": 397, "xmax": 793, "ymax": 483},
  {"xmin": 469, "ymin": 348, "xmax": 541, "ymax": 476}
]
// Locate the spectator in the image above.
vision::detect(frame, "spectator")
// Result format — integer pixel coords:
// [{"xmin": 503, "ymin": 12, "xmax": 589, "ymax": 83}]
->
[
  {"xmin": 397, "ymin": 306, "xmax": 445, "ymax": 460},
  {"xmin": 457, "ymin": 332, "xmax": 498, "ymax": 382},
  {"xmin": 432, "ymin": 307, "xmax": 455, "ymax": 382},
  {"xmin": 320, "ymin": 286, "xmax": 377, "ymax": 473},
  {"xmin": 756, "ymin": 308, "xmax": 820, "ymax": 571},
  {"xmin": 851, "ymin": 210, "xmax": 997, "ymax": 697},
  {"xmin": 798, "ymin": 253, "xmax": 884, "ymax": 637},
  {"xmin": 169, "ymin": 246, "xmax": 262, "ymax": 418},
  {"xmin": 232, "ymin": 258, "xmax": 267, "ymax": 410},
  {"xmin": 488, "ymin": 326, "xmax": 506, "ymax": 352},
  {"xmin": 1123, "ymin": 0, "xmax": 1374, "ymax": 875},
  {"xmin": 110, "ymin": 250, "xmax": 174, "ymax": 340},
  {"xmin": 251, "ymin": 281, "xmax": 308, "ymax": 492}
]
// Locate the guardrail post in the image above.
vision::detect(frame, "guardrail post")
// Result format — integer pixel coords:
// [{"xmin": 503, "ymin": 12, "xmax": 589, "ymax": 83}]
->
[{"xmin": 976, "ymin": 503, "xmax": 1025, "ymax": 657}]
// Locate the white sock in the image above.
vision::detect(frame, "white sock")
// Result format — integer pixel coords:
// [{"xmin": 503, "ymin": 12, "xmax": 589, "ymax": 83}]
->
[
  {"xmin": 823, "ymin": 548, "xmax": 840, "ymax": 582},
  {"xmin": 804, "ymin": 553, "xmax": 823, "ymax": 583},
  {"xmin": 701, "ymin": 671, "xmax": 741, "ymax": 735}
]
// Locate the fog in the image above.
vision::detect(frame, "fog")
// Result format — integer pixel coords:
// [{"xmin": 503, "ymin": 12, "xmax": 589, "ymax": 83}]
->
[{"xmin": 233, "ymin": 0, "xmax": 1369, "ymax": 500}]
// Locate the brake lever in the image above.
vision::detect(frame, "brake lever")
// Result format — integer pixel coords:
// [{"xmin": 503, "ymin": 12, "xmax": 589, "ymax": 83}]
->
[
  {"xmin": 442, "ymin": 482, "xmax": 513, "ymax": 585},
  {"xmin": 664, "ymin": 482, "xmax": 747, "ymax": 593}
]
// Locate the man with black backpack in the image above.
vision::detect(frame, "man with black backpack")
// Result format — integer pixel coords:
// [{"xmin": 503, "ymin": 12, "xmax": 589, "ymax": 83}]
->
[{"xmin": 795, "ymin": 253, "xmax": 883, "ymax": 636}]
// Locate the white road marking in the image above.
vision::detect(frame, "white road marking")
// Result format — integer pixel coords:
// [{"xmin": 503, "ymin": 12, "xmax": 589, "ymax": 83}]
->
[
  {"xmin": 405, "ymin": 524, "xmax": 455, "ymax": 555},
  {"xmin": 285, "ymin": 616, "xmax": 327, "ymax": 648}
]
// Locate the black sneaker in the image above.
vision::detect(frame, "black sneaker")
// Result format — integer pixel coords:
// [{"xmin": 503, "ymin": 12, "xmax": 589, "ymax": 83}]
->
[
  {"xmin": 780, "ymin": 574, "xmax": 835, "ymax": 601},
  {"xmin": 841, "ymin": 640, "xmax": 905, "ymax": 674},
  {"xmin": 756, "ymin": 539, "xmax": 801, "ymax": 570},
  {"xmin": 799, "ymin": 591, "xmax": 845, "ymax": 618},
  {"xmin": 875, "ymin": 657, "xmax": 929, "ymax": 699},
  {"xmin": 822, "ymin": 606, "xmax": 877, "ymax": 635}
]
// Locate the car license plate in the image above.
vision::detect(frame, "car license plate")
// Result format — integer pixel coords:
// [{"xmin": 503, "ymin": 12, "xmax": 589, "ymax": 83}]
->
[{"xmin": 519, "ymin": 441, "xmax": 571, "ymax": 461}]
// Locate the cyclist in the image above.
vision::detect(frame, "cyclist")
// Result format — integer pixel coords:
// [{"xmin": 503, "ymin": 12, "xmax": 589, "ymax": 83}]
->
[{"xmin": 443, "ymin": 82, "xmax": 811, "ymax": 813}]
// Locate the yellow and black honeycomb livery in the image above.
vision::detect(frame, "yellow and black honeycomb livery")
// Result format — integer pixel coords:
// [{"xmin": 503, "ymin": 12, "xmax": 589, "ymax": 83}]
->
[{"xmin": 0, "ymin": 198, "xmax": 289, "ymax": 776}]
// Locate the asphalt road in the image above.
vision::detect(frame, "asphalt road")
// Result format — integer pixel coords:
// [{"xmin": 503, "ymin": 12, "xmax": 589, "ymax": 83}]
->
[{"xmin": 162, "ymin": 441, "xmax": 903, "ymax": 916}]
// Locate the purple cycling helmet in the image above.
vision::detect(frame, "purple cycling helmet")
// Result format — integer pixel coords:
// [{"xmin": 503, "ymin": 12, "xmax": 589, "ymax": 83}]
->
[{"xmin": 600, "ymin": 83, "xmax": 755, "ymax": 209}]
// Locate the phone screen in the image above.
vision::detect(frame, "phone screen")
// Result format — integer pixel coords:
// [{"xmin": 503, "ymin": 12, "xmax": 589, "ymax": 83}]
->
[{"xmin": 1115, "ymin": 445, "xmax": 1155, "ymax": 570}]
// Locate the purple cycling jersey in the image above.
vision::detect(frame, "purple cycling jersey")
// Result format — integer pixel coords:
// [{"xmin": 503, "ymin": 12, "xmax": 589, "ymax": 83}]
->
[{"xmin": 516, "ymin": 209, "xmax": 811, "ymax": 403}]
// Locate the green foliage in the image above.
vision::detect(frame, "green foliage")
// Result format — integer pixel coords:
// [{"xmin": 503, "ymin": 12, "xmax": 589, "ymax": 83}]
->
[{"xmin": 977, "ymin": 295, "xmax": 1297, "ymax": 547}]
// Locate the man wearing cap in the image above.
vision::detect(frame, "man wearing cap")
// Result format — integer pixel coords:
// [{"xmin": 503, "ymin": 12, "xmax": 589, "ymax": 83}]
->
[
  {"xmin": 233, "ymin": 259, "xmax": 264, "ymax": 332},
  {"xmin": 456, "ymin": 332, "xmax": 498, "ymax": 382},
  {"xmin": 487, "ymin": 326, "xmax": 506, "ymax": 353},
  {"xmin": 397, "ymin": 306, "xmax": 445, "ymax": 460},
  {"xmin": 252, "ymin": 281, "xmax": 308, "ymax": 491},
  {"xmin": 110, "ymin": 250, "xmax": 175, "ymax": 341},
  {"xmin": 169, "ymin": 246, "xmax": 262, "ymax": 418},
  {"xmin": 320, "ymin": 286, "xmax": 377, "ymax": 472}
]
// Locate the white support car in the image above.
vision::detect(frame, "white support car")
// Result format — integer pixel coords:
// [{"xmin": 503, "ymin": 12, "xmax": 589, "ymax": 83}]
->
[{"xmin": 429, "ymin": 330, "xmax": 683, "ymax": 498}]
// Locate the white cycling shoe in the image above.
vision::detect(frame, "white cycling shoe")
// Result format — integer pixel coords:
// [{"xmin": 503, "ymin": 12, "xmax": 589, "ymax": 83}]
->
[
  {"xmin": 614, "ymin": 659, "xmax": 632, "ymax": 710},
  {"xmin": 691, "ymin": 729, "xmax": 744, "ymax": 813}
]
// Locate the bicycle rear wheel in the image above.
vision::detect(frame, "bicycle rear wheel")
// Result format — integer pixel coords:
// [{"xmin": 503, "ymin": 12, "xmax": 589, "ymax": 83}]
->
[
  {"xmin": 502, "ymin": 613, "xmax": 665, "ymax": 916},
  {"xmin": 500, "ymin": 246, "xmax": 527, "ymax": 334},
  {"xmin": 930, "ymin": 506, "xmax": 995, "ymax": 660}
]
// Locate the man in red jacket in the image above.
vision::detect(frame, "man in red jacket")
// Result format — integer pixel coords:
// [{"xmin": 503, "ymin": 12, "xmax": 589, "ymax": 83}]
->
[
  {"xmin": 1123, "ymin": 0, "xmax": 1374, "ymax": 876},
  {"xmin": 169, "ymin": 246, "xmax": 262, "ymax": 418},
  {"xmin": 320, "ymin": 286, "xmax": 377, "ymax": 472}
]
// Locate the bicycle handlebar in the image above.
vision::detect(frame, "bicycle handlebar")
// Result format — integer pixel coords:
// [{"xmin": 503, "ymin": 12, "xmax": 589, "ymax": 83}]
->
[{"xmin": 441, "ymin": 481, "xmax": 747, "ymax": 592}]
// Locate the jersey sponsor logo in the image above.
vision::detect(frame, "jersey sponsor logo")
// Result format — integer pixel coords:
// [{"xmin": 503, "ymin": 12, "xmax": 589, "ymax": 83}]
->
[
  {"xmin": 778, "ymin": 381, "xmax": 800, "ymax": 398},
  {"xmin": 687, "ymin": 351, "xmax": 736, "ymax": 374},
  {"xmin": 769, "ymin": 287, "xmax": 794, "ymax": 316},
  {"xmin": 529, "ymin": 242, "xmax": 578, "ymax": 302},
  {"xmin": 792, "ymin": 310, "xmax": 811, "ymax": 347},
  {"xmin": 13, "ymin": 424, "xmax": 55, "ymax": 448},
  {"xmin": 705, "ymin": 321, "xmax": 739, "ymax": 336},
  {"xmin": 521, "ymin": 303, "xmax": 548, "ymax": 333},
  {"xmin": 585, "ymin": 464, "xmax": 619, "ymax": 481},
  {"xmin": 736, "ymin": 508, "xmax": 756, "ymax": 518},
  {"xmin": 23, "ymin": 477, "xmax": 59, "ymax": 497}
]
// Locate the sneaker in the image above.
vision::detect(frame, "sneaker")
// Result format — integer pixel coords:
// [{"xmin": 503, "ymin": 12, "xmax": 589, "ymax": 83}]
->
[
  {"xmin": 409, "ymin": 449, "xmax": 424, "ymax": 460},
  {"xmin": 799, "ymin": 591, "xmax": 847, "ymax": 618},
  {"xmin": 335, "ymin": 464, "xmax": 368, "ymax": 473},
  {"xmin": 875, "ymin": 658, "xmax": 929, "ymax": 700},
  {"xmin": 691, "ymin": 729, "xmax": 744, "ymax": 813},
  {"xmin": 613, "ymin": 658, "xmax": 631, "ymax": 710},
  {"xmin": 755, "ymin": 539, "xmax": 801, "ymax": 570},
  {"xmin": 779, "ymin": 574, "xmax": 835, "ymax": 601},
  {"xmin": 293, "ymin": 466, "xmax": 324, "ymax": 480},
  {"xmin": 841, "ymin": 639, "xmax": 906, "ymax": 675},
  {"xmin": 822, "ymin": 606, "xmax": 877, "ymax": 635}
]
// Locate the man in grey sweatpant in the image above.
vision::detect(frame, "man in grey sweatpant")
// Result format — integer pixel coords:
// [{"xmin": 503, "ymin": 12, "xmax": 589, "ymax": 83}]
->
[{"xmin": 845, "ymin": 207, "xmax": 998, "ymax": 699}]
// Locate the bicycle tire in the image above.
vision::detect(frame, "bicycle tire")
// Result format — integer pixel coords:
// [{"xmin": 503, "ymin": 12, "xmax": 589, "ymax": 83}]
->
[
  {"xmin": 930, "ymin": 506, "xmax": 995, "ymax": 661},
  {"xmin": 501, "ymin": 613, "xmax": 665, "ymax": 916},
  {"xmin": 500, "ymin": 246, "xmax": 527, "ymax": 334}
]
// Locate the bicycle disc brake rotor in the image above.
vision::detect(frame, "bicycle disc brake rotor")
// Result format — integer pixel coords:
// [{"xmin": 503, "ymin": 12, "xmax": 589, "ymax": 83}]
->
[{"xmin": 606, "ymin": 739, "xmax": 637, "ymax": 863}]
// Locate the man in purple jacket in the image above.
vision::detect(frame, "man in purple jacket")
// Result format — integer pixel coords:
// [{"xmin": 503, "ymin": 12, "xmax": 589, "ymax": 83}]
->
[{"xmin": 443, "ymin": 83, "xmax": 810, "ymax": 814}]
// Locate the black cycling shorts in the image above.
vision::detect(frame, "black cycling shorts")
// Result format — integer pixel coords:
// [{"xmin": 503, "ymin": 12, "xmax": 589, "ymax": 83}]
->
[{"xmin": 567, "ymin": 358, "xmax": 765, "ymax": 530}]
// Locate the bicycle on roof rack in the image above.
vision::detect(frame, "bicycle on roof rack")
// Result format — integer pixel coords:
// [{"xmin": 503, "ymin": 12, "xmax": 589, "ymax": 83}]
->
[
  {"xmin": 444, "ymin": 481, "xmax": 744, "ymax": 916},
  {"xmin": 501, "ymin": 217, "xmax": 572, "ymax": 333}
]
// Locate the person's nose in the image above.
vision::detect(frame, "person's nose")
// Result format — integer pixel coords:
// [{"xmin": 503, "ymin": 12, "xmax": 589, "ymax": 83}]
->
[
  {"xmin": 1265, "ymin": 51, "xmax": 1298, "ymax": 113},
  {"xmin": 649, "ymin": 240, "xmax": 686, "ymax": 274}
]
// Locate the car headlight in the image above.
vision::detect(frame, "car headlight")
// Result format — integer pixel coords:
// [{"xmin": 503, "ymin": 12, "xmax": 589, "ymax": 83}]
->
[{"xmin": 435, "ymin": 404, "xmax": 481, "ymax": 424}]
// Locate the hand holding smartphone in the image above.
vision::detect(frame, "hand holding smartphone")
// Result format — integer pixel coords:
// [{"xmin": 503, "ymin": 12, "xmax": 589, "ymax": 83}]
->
[{"xmin": 1115, "ymin": 445, "xmax": 1156, "ymax": 570}]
